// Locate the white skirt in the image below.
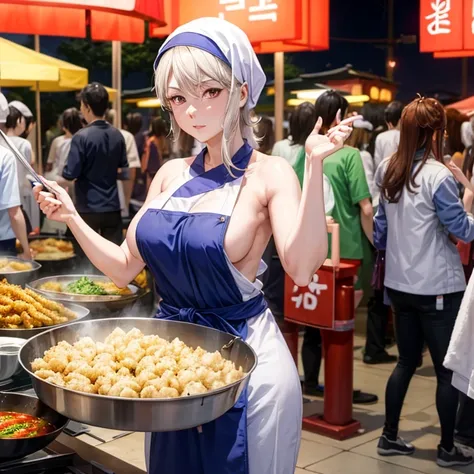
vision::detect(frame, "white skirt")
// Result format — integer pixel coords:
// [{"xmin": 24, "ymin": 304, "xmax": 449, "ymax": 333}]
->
[{"xmin": 145, "ymin": 310, "xmax": 302, "ymax": 474}]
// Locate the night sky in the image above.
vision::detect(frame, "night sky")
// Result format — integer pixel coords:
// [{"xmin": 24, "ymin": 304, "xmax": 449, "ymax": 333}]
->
[{"xmin": 3, "ymin": 0, "xmax": 474, "ymax": 103}]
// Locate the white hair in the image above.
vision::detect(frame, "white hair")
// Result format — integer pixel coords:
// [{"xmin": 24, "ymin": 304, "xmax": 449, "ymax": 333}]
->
[{"xmin": 155, "ymin": 46, "xmax": 258, "ymax": 174}]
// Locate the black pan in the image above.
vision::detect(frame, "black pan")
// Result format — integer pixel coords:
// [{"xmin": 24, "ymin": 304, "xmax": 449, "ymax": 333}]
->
[{"xmin": 0, "ymin": 391, "xmax": 69, "ymax": 461}]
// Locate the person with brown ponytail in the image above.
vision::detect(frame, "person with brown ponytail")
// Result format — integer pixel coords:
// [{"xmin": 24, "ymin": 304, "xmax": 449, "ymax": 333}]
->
[{"xmin": 374, "ymin": 97, "xmax": 474, "ymax": 467}]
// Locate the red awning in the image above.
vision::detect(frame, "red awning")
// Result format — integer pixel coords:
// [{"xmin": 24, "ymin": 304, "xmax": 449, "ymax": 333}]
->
[
  {"xmin": 449, "ymin": 96, "xmax": 474, "ymax": 115},
  {"xmin": 0, "ymin": 0, "xmax": 165, "ymax": 42}
]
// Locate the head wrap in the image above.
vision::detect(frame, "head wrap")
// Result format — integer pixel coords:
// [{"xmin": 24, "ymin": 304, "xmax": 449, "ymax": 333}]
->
[
  {"xmin": 0, "ymin": 93, "xmax": 8, "ymax": 124},
  {"xmin": 353, "ymin": 119, "xmax": 374, "ymax": 131},
  {"xmin": 9, "ymin": 100, "xmax": 33, "ymax": 118},
  {"xmin": 154, "ymin": 17, "xmax": 266, "ymax": 109}
]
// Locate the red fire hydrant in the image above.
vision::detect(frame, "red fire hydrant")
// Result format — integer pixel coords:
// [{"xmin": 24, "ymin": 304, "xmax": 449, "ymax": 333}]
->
[{"xmin": 283, "ymin": 224, "xmax": 361, "ymax": 440}]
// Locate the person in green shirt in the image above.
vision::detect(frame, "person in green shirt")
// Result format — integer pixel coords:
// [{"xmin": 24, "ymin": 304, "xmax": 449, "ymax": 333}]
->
[{"xmin": 301, "ymin": 91, "xmax": 376, "ymax": 404}]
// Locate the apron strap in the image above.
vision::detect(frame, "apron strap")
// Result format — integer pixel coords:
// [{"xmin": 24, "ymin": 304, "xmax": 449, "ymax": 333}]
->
[{"xmin": 171, "ymin": 141, "xmax": 253, "ymax": 199}]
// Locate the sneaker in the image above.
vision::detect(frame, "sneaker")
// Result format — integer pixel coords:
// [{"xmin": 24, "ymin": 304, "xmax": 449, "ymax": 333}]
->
[
  {"xmin": 437, "ymin": 445, "xmax": 474, "ymax": 467},
  {"xmin": 377, "ymin": 435, "xmax": 415, "ymax": 456},
  {"xmin": 363, "ymin": 352, "xmax": 397, "ymax": 365}
]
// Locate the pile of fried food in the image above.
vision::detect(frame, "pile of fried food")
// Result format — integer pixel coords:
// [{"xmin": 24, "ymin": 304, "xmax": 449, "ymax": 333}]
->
[
  {"xmin": 29, "ymin": 239, "xmax": 75, "ymax": 260},
  {"xmin": 0, "ymin": 259, "xmax": 33, "ymax": 273},
  {"xmin": 31, "ymin": 328, "xmax": 244, "ymax": 399},
  {"xmin": 0, "ymin": 280, "xmax": 76, "ymax": 329}
]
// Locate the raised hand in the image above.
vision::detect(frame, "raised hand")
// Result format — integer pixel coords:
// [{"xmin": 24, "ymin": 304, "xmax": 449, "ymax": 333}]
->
[
  {"xmin": 305, "ymin": 111, "xmax": 363, "ymax": 162},
  {"xmin": 33, "ymin": 178, "xmax": 78, "ymax": 223}
]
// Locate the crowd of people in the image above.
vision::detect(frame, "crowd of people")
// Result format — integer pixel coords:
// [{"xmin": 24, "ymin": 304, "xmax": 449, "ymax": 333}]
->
[
  {"xmin": 1, "ymin": 32, "xmax": 474, "ymax": 469},
  {"xmin": 258, "ymin": 91, "xmax": 474, "ymax": 467}
]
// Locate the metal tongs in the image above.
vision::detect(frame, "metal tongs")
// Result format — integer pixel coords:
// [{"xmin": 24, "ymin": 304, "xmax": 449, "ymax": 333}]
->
[{"xmin": 0, "ymin": 128, "xmax": 56, "ymax": 197}]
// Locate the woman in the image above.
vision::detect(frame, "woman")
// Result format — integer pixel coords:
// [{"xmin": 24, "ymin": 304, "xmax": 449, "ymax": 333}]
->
[
  {"xmin": 272, "ymin": 101, "xmax": 317, "ymax": 166},
  {"xmin": 5, "ymin": 104, "xmax": 36, "ymax": 232},
  {"xmin": 375, "ymin": 97, "xmax": 474, "ymax": 467},
  {"xmin": 35, "ymin": 17, "xmax": 358, "ymax": 474},
  {"xmin": 42, "ymin": 108, "xmax": 82, "ymax": 233},
  {"xmin": 255, "ymin": 116, "xmax": 275, "ymax": 155},
  {"xmin": 46, "ymin": 108, "xmax": 83, "ymax": 188},
  {"xmin": 142, "ymin": 117, "xmax": 170, "ymax": 186}
]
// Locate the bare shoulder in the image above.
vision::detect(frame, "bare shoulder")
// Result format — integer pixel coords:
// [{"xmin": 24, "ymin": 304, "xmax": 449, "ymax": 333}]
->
[
  {"xmin": 246, "ymin": 152, "xmax": 299, "ymax": 202},
  {"xmin": 250, "ymin": 152, "xmax": 296, "ymax": 184},
  {"xmin": 145, "ymin": 156, "xmax": 197, "ymax": 201},
  {"xmin": 249, "ymin": 151, "xmax": 293, "ymax": 175}
]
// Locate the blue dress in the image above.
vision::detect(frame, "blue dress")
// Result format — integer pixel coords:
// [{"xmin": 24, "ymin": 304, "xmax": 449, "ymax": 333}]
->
[{"xmin": 136, "ymin": 142, "xmax": 302, "ymax": 474}]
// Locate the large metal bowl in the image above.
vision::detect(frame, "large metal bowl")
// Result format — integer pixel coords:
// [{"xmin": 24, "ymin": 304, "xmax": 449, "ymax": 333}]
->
[
  {"xmin": 19, "ymin": 318, "xmax": 257, "ymax": 432},
  {"xmin": 27, "ymin": 275, "xmax": 147, "ymax": 312},
  {"xmin": 0, "ymin": 302, "xmax": 90, "ymax": 339},
  {"xmin": 0, "ymin": 256, "xmax": 41, "ymax": 287}
]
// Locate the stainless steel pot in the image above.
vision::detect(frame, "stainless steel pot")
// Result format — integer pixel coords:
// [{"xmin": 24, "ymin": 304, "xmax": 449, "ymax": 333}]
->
[
  {"xmin": 0, "ymin": 303, "xmax": 90, "ymax": 339},
  {"xmin": 0, "ymin": 257, "xmax": 41, "ymax": 287},
  {"xmin": 27, "ymin": 275, "xmax": 147, "ymax": 312},
  {"xmin": 19, "ymin": 318, "xmax": 257, "ymax": 432},
  {"xmin": 0, "ymin": 337, "xmax": 26, "ymax": 381}
]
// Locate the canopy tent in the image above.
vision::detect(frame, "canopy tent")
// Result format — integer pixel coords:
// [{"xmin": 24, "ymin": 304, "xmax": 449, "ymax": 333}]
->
[
  {"xmin": 449, "ymin": 96, "xmax": 474, "ymax": 116},
  {"xmin": 0, "ymin": 37, "xmax": 88, "ymax": 90}
]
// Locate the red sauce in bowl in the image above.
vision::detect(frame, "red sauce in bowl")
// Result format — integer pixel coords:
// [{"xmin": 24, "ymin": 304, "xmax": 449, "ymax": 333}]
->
[{"xmin": 0, "ymin": 411, "xmax": 55, "ymax": 439}]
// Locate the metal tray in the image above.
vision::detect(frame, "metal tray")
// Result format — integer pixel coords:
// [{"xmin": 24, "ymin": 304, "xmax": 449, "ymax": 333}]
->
[
  {"xmin": 28, "ymin": 236, "xmax": 76, "ymax": 262},
  {"xmin": 27, "ymin": 275, "xmax": 146, "ymax": 310},
  {"xmin": 0, "ymin": 257, "xmax": 42, "ymax": 287},
  {"xmin": 19, "ymin": 317, "xmax": 257, "ymax": 432},
  {"xmin": 0, "ymin": 302, "xmax": 90, "ymax": 339}
]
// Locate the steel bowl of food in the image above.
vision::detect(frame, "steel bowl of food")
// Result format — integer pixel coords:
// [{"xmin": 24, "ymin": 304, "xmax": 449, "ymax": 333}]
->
[
  {"xmin": 19, "ymin": 317, "xmax": 257, "ymax": 432},
  {"xmin": 27, "ymin": 275, "xmax": 147, "ymax": 312},
  {"xmin": 27, "ymin": 236, "xmax": 77, "ymax": 276},
  {"xmin": 0, "ymin": 337, "xmax": 26, "ymax": 381},
  {"xmin": 0, "ymin": 391, "xmax": 69, "ymax": 461},
  {"xmin": 0, "ymin": 257, "xmax": 41, "ymax": 287},
  {"xmin": 0, "ymin": 279, "xmax": 89, "ymax": 339}
]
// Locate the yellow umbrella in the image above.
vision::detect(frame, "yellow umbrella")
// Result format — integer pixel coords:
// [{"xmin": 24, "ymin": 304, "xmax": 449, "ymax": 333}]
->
[{"xmin": 0, "ymin": 37, "xmax": 88, "ymax": 90}]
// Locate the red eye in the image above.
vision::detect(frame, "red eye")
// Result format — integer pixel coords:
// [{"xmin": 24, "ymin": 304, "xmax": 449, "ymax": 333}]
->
[
  {"xmin": 169, "ymin": 95, "xmax": 186, "ymax": 106},
  {"xmin": 204, "ymin": 88, "xmax": 222, "ymax": 99}
]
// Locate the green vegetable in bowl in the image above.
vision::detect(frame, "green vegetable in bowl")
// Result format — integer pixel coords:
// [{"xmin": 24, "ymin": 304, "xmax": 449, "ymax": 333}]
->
[{"xmin": 66, "ymin": 277, "xmax": 108, "ymax": 296}]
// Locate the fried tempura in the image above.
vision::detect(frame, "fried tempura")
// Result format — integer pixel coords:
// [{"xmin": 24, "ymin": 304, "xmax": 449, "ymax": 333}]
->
[{"xmin": 0, "ymin": 279, "xmax": 76, "ymax": 329}]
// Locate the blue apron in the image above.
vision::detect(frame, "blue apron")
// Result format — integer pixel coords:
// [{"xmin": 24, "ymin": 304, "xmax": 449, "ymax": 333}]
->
[{"xmin": 136, "ymin": 142, "xmax": 267, "ymax": 474}]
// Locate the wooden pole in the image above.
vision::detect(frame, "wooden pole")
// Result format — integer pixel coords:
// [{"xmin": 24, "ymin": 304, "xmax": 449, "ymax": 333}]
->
[
  {"xmin": 386, "ymin": 0, "xmax": 394, "ymax": 81},
  {"xmin": 462, "ymin": 58, "xmax": 468, "ymax": 99},
  {"xmin": 112, "ymin": 41, "xmax": 122, "ymax": 129},
  {"xmin": 34, "ymin": 35, "xmax": 42, "ymax": 174},
  {"xmin": 274, "ymin": 52, "xmax": 284, "ymax": 142}
]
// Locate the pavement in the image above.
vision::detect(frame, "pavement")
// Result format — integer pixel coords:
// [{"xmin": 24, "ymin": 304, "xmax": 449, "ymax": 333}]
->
[{"xmin": 295, "ymin": 334, "xmax": 474, "ymax": 474}]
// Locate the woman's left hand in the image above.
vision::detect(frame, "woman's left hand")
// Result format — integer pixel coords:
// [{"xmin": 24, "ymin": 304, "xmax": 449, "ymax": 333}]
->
[{"xmin": 305, "ymin": 112, "xmax": 363, "ymax": 162}]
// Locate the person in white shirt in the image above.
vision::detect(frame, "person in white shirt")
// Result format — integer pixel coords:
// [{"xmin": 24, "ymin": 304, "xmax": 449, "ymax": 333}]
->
[
  {"xmin": 105, "ymin": 109, "xmax": 141, "ymax": 217},
  {"xmin": 42, "ymin": 108, "xmax": 84, "ymax": 235},
  {"xmin": 0, "ymin": 94, "xmax": 31, "ymax": 258},
  {"xmin": 374, "ymin": 101, "xmax": 404, "ymax": 170},
  {"xmin": 5, "ymin": 103, "xmax": 39, "ymax": 231},
  {"xmin": 46, "ymin": 108, "xmax": 83, "ymax": 187}
]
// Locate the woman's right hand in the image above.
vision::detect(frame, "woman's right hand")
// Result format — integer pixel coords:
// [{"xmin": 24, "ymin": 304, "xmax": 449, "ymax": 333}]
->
[{"xmin": 33, "ymin": 178, "xmax": 78, "ymax": 223}]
